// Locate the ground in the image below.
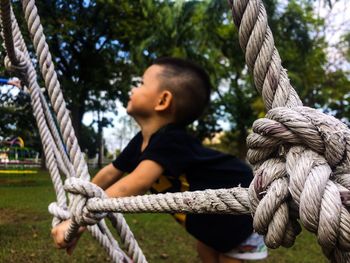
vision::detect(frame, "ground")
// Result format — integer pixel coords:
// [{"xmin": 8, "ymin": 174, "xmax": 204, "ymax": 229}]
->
[{"xmin": 0, "ymin": 171, "xmax": 328, "ymax": 263}]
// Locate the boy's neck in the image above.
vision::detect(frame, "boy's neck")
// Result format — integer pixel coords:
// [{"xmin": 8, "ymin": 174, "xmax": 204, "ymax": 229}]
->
[{"xmin": 136, "ymin": 116, "xmax": 173, "ymax": 150}]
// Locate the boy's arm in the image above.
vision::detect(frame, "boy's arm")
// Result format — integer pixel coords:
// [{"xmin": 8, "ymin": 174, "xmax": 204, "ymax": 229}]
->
[
  {"xmin": 105, "ymin": 160, "xmax": 163, "ymax": 197},
  {"xmin": 52, "ymin": 160, "xmax": 163, "ymax": 253},
  {"xmin": 92, "ymin": 163, "xmax": 124, "ymax": 190},
  {"xmin": 7, "ymin": 78, "xmax": 21, "ymax": 87},
  {"xmin": 0, "ymin": 77, "xmax": 21, "ymax": 87},
  {"xmin": 0, "ymin": 78, "xmax": 9, "ymax": 84},
  {"xmin": 52, "ymin": 163, "xmax": 124, "ymax": 253}
]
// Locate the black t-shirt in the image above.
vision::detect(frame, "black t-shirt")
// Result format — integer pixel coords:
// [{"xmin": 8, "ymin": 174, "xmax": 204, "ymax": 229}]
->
[
  {"xmin": 112, "ymin": 124, "xmax": 253, "ymax": 194},
  {"xmin": 112, "ymin": 124, "xmax": 254, "ymax": 252}
]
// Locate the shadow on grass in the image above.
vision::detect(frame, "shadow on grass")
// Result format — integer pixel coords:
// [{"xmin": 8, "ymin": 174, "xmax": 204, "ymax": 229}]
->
[{"xmin": 0, "ymin": 208, "xmax": 50, "ymax": 225}]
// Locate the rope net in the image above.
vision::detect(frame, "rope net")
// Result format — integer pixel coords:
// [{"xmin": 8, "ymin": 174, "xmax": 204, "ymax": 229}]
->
[
  {"xmin": 0, "ymin": 0, "xmax": 145, "ymax": 262},
  {"xmin": 1, "ymin": 0, "xmax": 350, "ymax": 262}
]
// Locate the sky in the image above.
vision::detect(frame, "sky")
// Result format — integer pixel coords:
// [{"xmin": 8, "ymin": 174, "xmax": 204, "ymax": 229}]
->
[
  {"xmin": 315, "ymin": 0, "xmax": 350, "ymax": 70},
  {"xmin": 82, "ymin": 100, "xmax": 137, "ymax": 153},
  {"xmin": 83, "ymin": 0, "xmax": 350, "ymax": 154}
]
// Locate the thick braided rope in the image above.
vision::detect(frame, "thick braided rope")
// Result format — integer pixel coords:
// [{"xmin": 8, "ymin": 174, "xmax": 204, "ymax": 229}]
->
[
  {"xmin": 63, "ymin": 178, "xmax": 146, "ymax": 262},
  {"xmin": 229, "ymin": 0, "xmax": 302, "ymax": 110},
  {"xmin": 20, "ymin": 1, "xmax": 126, "ymax": 254},
  {"xmin": 63, "ymin": 0, "xmax": 350, "ymax": 261},
  {"xmin": 1, "ymin": 0, "xmax": 80, "ymax": 228},
  {"xmin": 20, "ymin": 0, "xmax": 89, "ymax": 178},
  {"xmin": 229, "ymin": 0, "xmax": 350, "ymax": 261},
  {"xmin": 20, "ymin": 1, "xmax": 147, "ymax": 261},
  {"xmin": 20, "ymin": 0, "xmax": 88, "ymax": 241},
  {"xmin": 2, "ymin": 0, "xmax": 350, "ymax": 262},
  {"xmin": 1, "ymin": 1, "xmax": 146, "ymax": 262},
  {"xmin": 18, "ymin": 1, "xmax": 144, "ymax": 261},
  {"xmin": 0, "ymin": 1, "xmax": 68, "ymax": 226},
  {"xmin": 86, "ymin": 188, "xmax": 250, "ymax": 215}
]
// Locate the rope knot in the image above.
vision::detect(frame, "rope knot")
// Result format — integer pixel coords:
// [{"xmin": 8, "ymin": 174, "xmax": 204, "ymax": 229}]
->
[
  {"xmin": 48, "ymin": 202, "xmax": 70, "ymax": 221},
  {"xmin": 48, "ymin": 202, "xmax": 71, "ymax": 227},
  {"xmin": 246, "ymin": 106, "xmax": 350, "ymax": 258},
  {"xmin": 64, "ymin": 177, "xmax": 107, "ymax": 226},
  {"xmin": 248, "ymin": 106, "xmax": 350, "ymax": 166}
]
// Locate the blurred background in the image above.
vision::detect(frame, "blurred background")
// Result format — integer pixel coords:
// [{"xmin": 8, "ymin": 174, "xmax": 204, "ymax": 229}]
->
[
  {"xmin": 1, "ymin": 0, "xmax": 349, "ymax": 166},
  {"xmin": 0, "ymin": 0, "xmax": 349, "ymax": 262}
]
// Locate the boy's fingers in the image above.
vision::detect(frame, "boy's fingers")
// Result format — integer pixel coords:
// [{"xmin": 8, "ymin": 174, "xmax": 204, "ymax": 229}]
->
[
  {"xmin": 51, "ymin": 227, "xmax": 68, "ymax": 249},
  {"xmin": 51, "ymin": 220, "xmax": 84, "ymax": 253},
  {"xmin": 78, "ymin": 226, "xmax": 87, "ymax": 234},
  {"xmin": 53, "ymin": 238, "xmax": 68, "ymax": 249},
  {"xmin": 66, "ymin": 238, "xmax": 78, "ymax": 255},
  {"xmin": 66, "ymin": 246, "xmax": 74, "ymax": 255}
]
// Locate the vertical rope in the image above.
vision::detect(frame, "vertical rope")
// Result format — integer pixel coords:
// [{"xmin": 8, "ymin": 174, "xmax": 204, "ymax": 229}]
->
[
  {"xmin": 1, "ymin": 1, "xmax": 147, "ymax": 262},
  {"xmin": 229, "ymin": 0, "xmax": 302, "ymax": 110}
]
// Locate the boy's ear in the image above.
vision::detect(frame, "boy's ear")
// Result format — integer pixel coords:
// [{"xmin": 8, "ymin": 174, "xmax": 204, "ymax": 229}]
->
[{"xmin": 155, "ymin": 90, "xmax": 173, "ymax": 111}]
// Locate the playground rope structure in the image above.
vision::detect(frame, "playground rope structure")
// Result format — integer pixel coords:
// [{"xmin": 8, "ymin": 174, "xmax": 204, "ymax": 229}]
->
[{"xmin": 1, "ymin": 0, "xmax": 350, "ymax": 262}]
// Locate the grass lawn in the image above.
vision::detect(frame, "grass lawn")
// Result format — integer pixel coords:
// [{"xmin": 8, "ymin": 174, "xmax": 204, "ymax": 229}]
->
[{"xmin": 0, "ymin": 171, "xmax": 327, "ymax": 262}]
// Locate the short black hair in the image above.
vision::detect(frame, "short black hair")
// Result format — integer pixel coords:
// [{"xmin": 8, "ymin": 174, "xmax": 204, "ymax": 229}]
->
[{"xmin": 153, "ymin": 57, "xmax": 211, "ymax": 125}]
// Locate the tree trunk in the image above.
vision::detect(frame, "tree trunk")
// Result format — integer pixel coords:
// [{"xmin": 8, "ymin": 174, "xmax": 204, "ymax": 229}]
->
[
  {"xmin": 40, "ymin": 149, "xmax": 46, "ymax": 170},
  {"xmin": 97, "ymin": 110, "xmax": 103, "ymax": 169},
  {"xmin": 70, "ymin": 103, "xmax": 85, "ymax": 142},
  {"xmin": 236, "ymin": 129, "xmax": 248, "ymax": 161}
]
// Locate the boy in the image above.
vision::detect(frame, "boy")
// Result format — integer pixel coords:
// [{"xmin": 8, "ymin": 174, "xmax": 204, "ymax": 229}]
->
[{"xmin": 52, "ymin": 57, "xmax": 267, "ymax": 262}]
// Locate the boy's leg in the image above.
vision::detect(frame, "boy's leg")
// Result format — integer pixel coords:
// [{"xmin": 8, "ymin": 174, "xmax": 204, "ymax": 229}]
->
[
  {"xmin": 219, "ymin": 254, "xmax": 243, "ymax": 263},
  {"xmin": 185, "ymin": 214, "xmax": 254, "ymax": 262},
  {"xmin": 197, "ymin": 240, "xmax": 220, "ymax": 263},
  {"xmin": 197, "ymin": 241, "xmax": 243, "ymax": 263}
]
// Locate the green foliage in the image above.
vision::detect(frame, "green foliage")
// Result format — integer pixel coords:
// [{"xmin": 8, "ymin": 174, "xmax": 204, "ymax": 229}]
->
[
  {"xmin": 343, "ymin": 32, "xmax": 350, "ymax": 62},
  {"xmin": 33, "ymin": 0, "xmax": 136, "ymax": 133},
  {"xmin": 274, "ymin": 0, "xmax": 328, "ymax": 108},
  {"xmin": 0, "ymin": 0, "xmax": 349, "ymax": 156},
  {"xmin": 322, "ymin": 70, "xmax": 350, "ymax": 123}
]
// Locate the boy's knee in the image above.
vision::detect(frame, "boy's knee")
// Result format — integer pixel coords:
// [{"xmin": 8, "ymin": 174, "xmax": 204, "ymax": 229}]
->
[
  {"xmin": 197, "ymin": 241, "xmax": 219, "ymax": 263},
  {"xmin": 219, "ymin": 254, "xmax": 244, "ymax": 263}
]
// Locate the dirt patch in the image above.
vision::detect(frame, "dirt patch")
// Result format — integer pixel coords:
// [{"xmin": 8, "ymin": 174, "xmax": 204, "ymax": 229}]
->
[
  {"xmin": 0, "ymin": 178, "xmax": 38, "ymax": 186},
  {"xmin": 0, "ymin": 208, "xmax": 17, "ymax": 224},
  {"xmin": 0, "ymin": 208, "xmax": 49, "ymax": 225}
]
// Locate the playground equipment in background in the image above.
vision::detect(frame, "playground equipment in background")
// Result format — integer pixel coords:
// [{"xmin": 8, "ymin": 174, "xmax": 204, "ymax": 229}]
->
[
  {"xmin": 1, "ymin": 136, "xmax": 25, "ymax": 147},
  {"xmin": 0, "ymin": 136, "xmax": 40, "ymax": 173}
]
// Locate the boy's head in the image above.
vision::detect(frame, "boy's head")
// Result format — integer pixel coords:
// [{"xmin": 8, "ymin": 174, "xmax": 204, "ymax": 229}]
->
[{"xmin": 152, "ymin": 57, "xmax": 212, "ymax": 125}]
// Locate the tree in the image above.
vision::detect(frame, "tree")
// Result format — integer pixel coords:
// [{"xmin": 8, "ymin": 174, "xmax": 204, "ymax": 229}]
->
[
  {"xmin": 80, "ymin": 124, "xmax": 99, "ymax": 159},
  {"xmin": 5, "ymin": 0, "xmax": 153, "ymax": 140},
  {"xmin": 1, "ymin": 0, "xmax": 349, "ymax": 160},
  {"xmin": 346, "ymin": 33, "xmax": 350, "ymax": 60},
  {"xmin": 194, "ymin": 0, "xmax": 347, "ymax": 157}
]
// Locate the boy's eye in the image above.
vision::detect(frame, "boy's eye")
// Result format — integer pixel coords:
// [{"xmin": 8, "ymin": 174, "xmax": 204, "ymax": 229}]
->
[{"xmin": 131, "ymin": 77, "xmax": 143, "ymax": 87}]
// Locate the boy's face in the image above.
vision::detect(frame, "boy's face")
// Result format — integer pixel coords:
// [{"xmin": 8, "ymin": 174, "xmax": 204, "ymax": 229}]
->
[{"xmin": 127, "ymin": 65, "xmax": 165, "ymax": 119}]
